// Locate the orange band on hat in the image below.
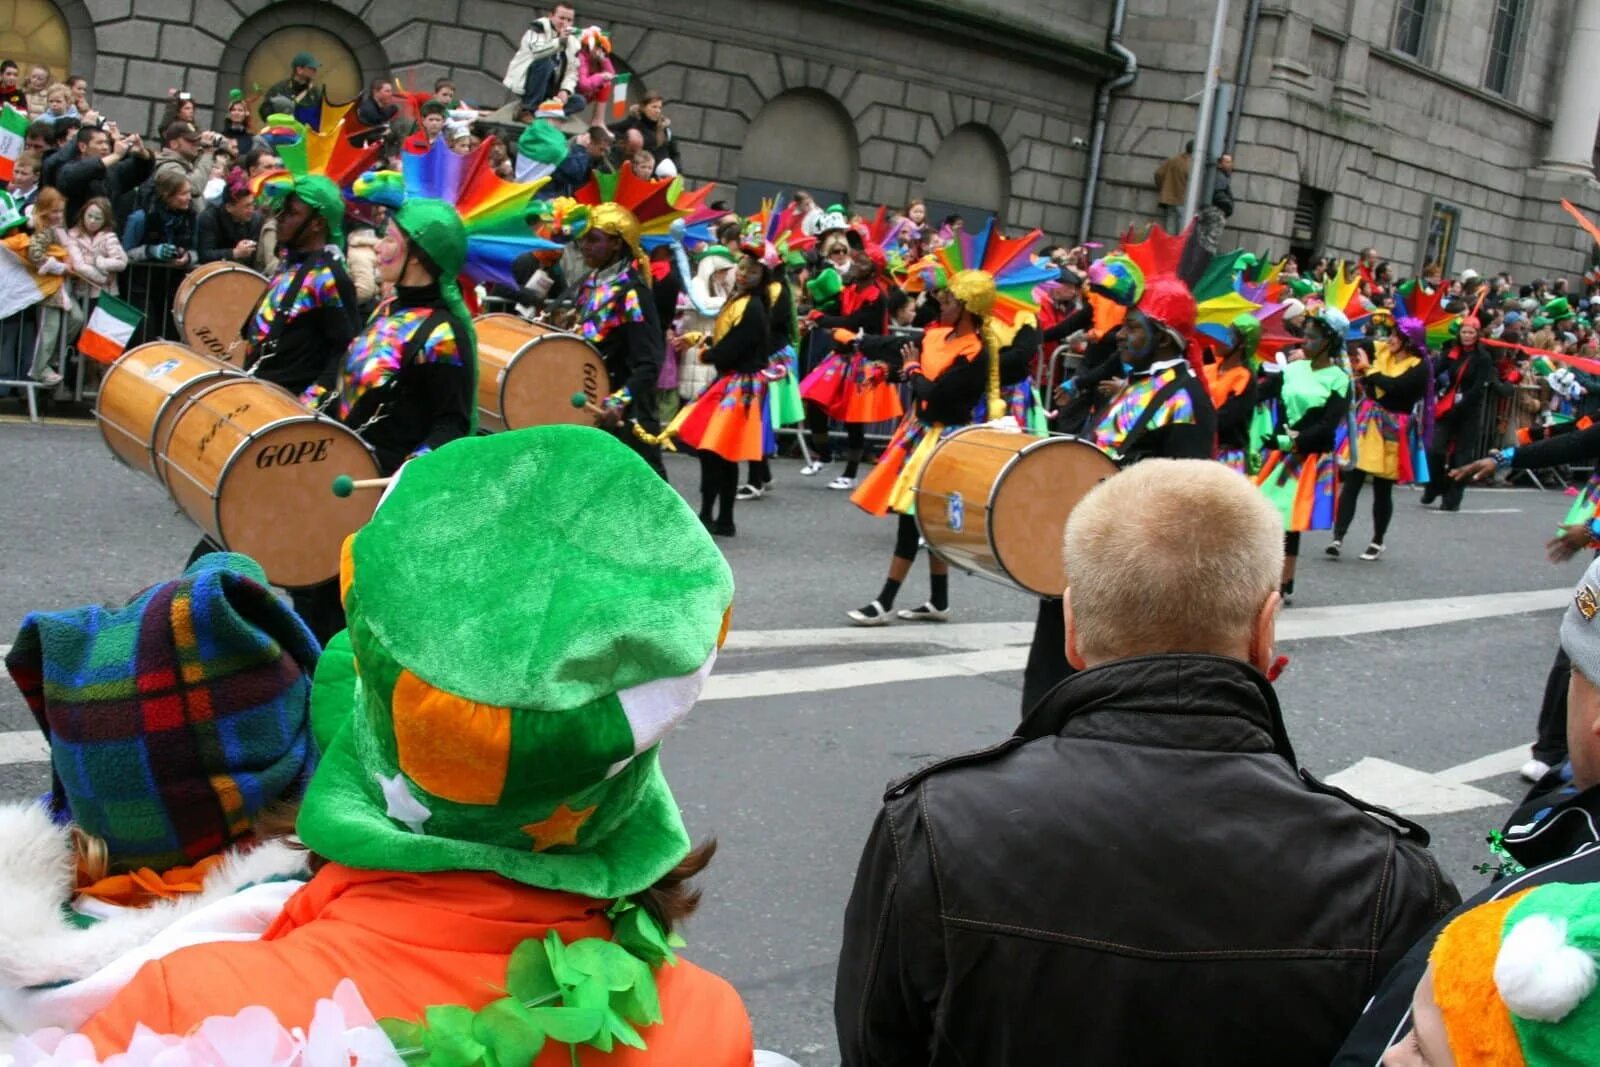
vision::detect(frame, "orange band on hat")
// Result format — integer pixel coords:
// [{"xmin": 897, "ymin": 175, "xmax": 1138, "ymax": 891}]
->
[
  {"xmin": 392, "ymin": 670, "xmax": 511, "ymax": 805},
  {"xmin": 1429, "ymin": 891, "xmax": 1531, "ymax": 1066}
]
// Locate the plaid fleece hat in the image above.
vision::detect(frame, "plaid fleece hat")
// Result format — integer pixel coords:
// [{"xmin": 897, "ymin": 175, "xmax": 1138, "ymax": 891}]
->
[{"xmin": 4, "ymin": 553, "xmax": 320, "ymax": 873}]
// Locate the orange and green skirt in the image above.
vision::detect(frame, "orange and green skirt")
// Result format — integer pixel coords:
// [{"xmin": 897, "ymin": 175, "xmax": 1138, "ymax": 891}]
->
[{"xmin": 1254, "ymin": 449, "xmax": 1340, "ymax": 531}]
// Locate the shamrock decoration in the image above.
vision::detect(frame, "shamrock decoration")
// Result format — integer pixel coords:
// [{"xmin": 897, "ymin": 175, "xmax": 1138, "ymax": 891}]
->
[
  {"xmin": 1471, "ymin": 829, "xmax": 1527, "ymax": 879},
  {"xmin": 379, "ymin": 900, "xmax": 687, "ymax": 1065}
]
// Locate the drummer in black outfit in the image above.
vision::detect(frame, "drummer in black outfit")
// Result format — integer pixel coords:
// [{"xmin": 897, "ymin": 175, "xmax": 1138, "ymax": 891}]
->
[
  {"xmin": 240, "ymin": 175, "xmax": 360, "ymax": 395},
  {"xmin": 1021, "ymin": 275, "xmax": 1217, "ymax": 714}
]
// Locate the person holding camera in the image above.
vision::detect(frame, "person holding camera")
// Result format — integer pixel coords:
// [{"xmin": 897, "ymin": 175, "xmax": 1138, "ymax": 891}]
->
[
  {"xmin": 151, "ymin": 120, "xmax": 218, "ymax": 201},
  {"xmin": 56, "ymin": 122, "xmax": 151, "ymax": 226},
  {"xmin": 122, "ymin": 168, "xmax": 202, "ymax": 344}
]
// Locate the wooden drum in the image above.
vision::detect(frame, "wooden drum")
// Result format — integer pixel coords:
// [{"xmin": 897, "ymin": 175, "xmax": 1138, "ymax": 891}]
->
[
  {"xmin": 172, "ymin": 261, "xmax": 268, "ymax": 366},
  {"xmin": 96, "ymin": 342, "xmax": 239, "ymax": 482},
  {"xmin": 156, "ymin": 378, "xmax": 380, "ymax": 589},
  {"xmin": 914, "ymin": 428, "xmax": 1119, "ymax": 598},
  {"xmin": 474, "ymin": 313, "xmax": 609, "ymax": 432}
]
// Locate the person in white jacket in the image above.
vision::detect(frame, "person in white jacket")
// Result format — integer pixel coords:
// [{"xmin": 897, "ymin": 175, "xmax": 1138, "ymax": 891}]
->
[{"xmin": 502, "ymin": 3, "xmax": 585, "ymax": 117}]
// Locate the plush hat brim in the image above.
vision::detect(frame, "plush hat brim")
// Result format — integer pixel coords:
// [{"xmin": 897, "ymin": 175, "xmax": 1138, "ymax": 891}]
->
[{"xmin": 298, "ymin": 677, "xmax": 691, "ymax": 898}]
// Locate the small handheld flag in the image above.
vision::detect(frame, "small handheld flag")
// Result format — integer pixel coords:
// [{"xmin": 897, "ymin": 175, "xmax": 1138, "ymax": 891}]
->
[
  {"xmin": 608, "ymin": 74, "xmax": 630, "ymax": 122},
  {"xmin": 78, "ymin": 293, "xmax": 143, "ymax": 364},
  {"xmin": 0, "ymin": 105, "xmax": 29, "ymax": 183}
]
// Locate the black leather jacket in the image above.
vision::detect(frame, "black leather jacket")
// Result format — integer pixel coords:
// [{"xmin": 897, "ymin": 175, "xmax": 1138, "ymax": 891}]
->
[{"xmin": 835, "ymin": 654, "xmax": 1460, "ymax": 1067}]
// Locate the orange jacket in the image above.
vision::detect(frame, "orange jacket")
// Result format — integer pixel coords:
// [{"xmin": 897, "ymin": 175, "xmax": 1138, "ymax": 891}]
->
[{"xmin": 80, "ymin": 863, "xmax": 754, "ymax": 1066}]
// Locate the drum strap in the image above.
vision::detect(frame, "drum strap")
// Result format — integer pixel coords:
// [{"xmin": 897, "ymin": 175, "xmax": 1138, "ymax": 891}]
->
[
  {"xmin": 252, "ymin": 258, "xmax": 317, "ymax": 364},
  {"xmin": 1113, "ymin": 374, "xmax": 1192, "ymax": 459}
]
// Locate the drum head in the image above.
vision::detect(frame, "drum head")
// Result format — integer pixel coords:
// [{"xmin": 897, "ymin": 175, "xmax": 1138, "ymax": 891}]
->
[
  {"xmin": 214, "ymin": 417, "xmax": 380, "ymax": 590},
  {"xmin": 176, "ymin": 263, "xmax": 267, "ymax": 365},
  {"xmin": 499, "ymin": 334, "xmax": 610, "ymax": 430},
  {"xmin": 991, "ymin": 438, "xmax": 1118, "ymax": 597}
]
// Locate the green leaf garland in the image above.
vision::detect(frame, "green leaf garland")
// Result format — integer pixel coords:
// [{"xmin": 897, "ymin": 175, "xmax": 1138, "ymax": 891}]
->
[{"xmin": 381, "ymin": 900, "xmax": 682, "ymax": 1065}]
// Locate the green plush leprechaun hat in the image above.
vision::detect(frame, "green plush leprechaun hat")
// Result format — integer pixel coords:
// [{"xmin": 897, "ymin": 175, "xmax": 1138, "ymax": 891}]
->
[{"xmin": 297, "ymin": 426, "xmax": 734, "ymax": 899}]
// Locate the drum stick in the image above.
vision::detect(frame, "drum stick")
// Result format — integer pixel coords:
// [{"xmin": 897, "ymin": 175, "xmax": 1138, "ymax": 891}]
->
[
  {"xmin": 331, "ymin": 474, "xmax": 392, "ymax": 498},
  {"xmin": 569, "ymin": 392, "xmax": 606, "ymax": 418}
]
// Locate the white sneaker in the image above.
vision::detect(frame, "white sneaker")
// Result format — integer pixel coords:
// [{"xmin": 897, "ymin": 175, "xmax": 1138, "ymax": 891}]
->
[
  {"xmin": 801, "ymin": 460, "xmax": 829, "ymax": 476},
  {"xmin": 736, "ymin": 483, "xmax": 765, "ymax": 500},
  {"xmin": 847, "ymin": 600, "xmax": 892, "ymax": 626},
  {"xmin": 897, "ymin": 602, "xmax": 950, "ymax": 622},
  {"xmin": 1324, "ymin": 540, "xmax": 1342, "ymax": 558},
  {"xmin": 1520, "ymin": 758, "xmax": 1552, "ymax": 783},
  {"xmin": 828, "ymin": 475, "xmax": 856, "ymax": 490},
  {"xmin": 33, "ymin": 370, "xmax": 63, "ymax": 387},
  {"xmin": 1359, "ymin": 542, "xmax": 1385, "ymax": 561}
]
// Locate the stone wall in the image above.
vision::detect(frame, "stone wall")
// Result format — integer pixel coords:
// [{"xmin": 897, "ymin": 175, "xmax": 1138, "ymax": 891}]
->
[
  {"xmin": 1098, "ymin": 0, "xmax": 1600, "ymax": 282},
  {"xmin": 66, "ymin": 0, "xmax": 1600, "ymax": 281}
]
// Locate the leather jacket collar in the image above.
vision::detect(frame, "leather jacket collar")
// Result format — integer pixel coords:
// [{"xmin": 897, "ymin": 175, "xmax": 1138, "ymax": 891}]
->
[{"xmin": 1018, "ymin": 653, "xmax": 1298, "ymax": 766}]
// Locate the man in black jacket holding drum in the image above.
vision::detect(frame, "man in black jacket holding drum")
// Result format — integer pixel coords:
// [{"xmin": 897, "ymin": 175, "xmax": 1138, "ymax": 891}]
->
[
  {"xmin": 239, "ymin": 175, "xmax": 360, "ymax": 396},
  {"xmin": 1021, "ymin": 274, "xmax": 1217, "ymax": 714}
]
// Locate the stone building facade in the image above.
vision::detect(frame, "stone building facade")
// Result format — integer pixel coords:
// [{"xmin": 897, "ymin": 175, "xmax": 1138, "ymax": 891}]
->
[{"xmin": 19, "ymin": 0, "xmax": 1600, "ymax": 281}]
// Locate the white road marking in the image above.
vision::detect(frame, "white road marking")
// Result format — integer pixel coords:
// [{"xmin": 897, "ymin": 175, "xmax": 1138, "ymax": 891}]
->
[
  {"xmin": 1324, "ymin": 757, "xmax": 1510, "ymax": 816},
  {"xmin": 1437, "ymin": 744, "xmax": 1531, "ymax": 784},
  {"xmin": 0, "ymin": 590, "xmax": 1573, "ymax": 766},
  {"xmin": 0, "ymin": 732, "xmax": 47, "ymax": 765},
  {"xmin": 1426, "ymin": 507, "xmax": 1523, "ymax": 514}
]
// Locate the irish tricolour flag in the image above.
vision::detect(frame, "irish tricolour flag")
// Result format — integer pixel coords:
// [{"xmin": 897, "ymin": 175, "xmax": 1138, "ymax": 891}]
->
[
  {"xmin": 0, "ymin": 105, "xmax": 26, "ymax": 182},
  {"xmin": 79, "ymin": 294, "xmax": 143, "ymax": 363},
  {"xmin": 608, "ymin": 74, "xmax": 630, "ymax": 122}
]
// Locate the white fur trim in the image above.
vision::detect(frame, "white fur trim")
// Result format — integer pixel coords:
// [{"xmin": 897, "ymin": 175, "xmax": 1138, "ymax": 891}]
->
[
  {"xmin": 0, "ymin": 801, "xmax": 309, "ymax": 1033},
  {"xmin": 1495, "ymin": 914, "xmax": 1598, "ymax": 1023},
  {"xmin": 616, "ymin": 650, "xmax": 716, "ymax": 755}
]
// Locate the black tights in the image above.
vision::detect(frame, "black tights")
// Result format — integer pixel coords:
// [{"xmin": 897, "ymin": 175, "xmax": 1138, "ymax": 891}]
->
[
  {"xmin": 806, "ymin": 405, "xmax": 865, "ymax": 477},
  {"xmin": 746, "ymin": 459, "xmax": 771, "ymax": 487},
  {"xmin": 894, "ymin": 513, "xmax": 922, "ymax": 558},
  {"xmin": 698, "ymin": 453, "xmax": 738, "ymax": 525},
  {"xmin": 1284, "ymin": 532, "xmax": 1300, "ymax": 558},
  {"xmin": 1334, "ymin": 470, "xmax": 1394, "ymax": 544}
]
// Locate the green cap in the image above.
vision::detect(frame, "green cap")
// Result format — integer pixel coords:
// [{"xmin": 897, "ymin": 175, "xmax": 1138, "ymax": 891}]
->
[
  {"xmin": 1544, "ymin": 296, "xmax": 1574, "ymax": 321},
  {"xmin": 806, "ymin": 265, "xmax": 843, "ymax": 308},
  {"xmin": 290, "ymin": 174, "xmax": 346, "ymax": 246},
  {"xmin": 0, "ymin": 191, "xmax": 23, "ymax": 236},
  {"xmin": 393, "ymin": 198, "xmax": 477, "ymax": 431},
  {"xmin": 1229, "ymin": 311, "xmax": 1261, "ymax": 364},
  {"xmin": 291, "ymin": 51, "xmax": 320, "ymax": 69},
  {"xmin": 295, "ymin": 427, "xmax": 735, "ymax": 899}
]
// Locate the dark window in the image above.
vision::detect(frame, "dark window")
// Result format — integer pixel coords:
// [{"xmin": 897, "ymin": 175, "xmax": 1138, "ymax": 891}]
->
[
  {"xmin": 1485, "ymin": 0, "xmax": 1525, "ymax": 95},
  {"xmin": 1393, "ymin": 0, "xmax": 1429, "ymax": 58},
  {"xmin": 1421, "ymin": 201, "xmax": 1461, "ymax": 277},
  {"xmin": 1290, "ymin": 186, "xmax": 1329, "ymax": 270}
]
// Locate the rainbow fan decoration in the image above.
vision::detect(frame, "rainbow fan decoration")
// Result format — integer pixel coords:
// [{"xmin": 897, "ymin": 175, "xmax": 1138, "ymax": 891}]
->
[
  {"xmin": 571, "ymin": 168, "xmax": 714, "ymax": 252},
  {"xmin": 931, "ymin": 218, "xmax": 1055, "ymax": 326},
  {"xmin": 1318, "ymin": 261, "xmax": 1370, "ymax": 339},
  {"xmin": 1395, "ymin": 278, "xmax": 1460, "ymax": 353},
  {"xmin": 261, "ymin": 112, "xmax": 380, "ymax": 192},
  {"xmin": 351, "ymin": 136, "xmax": 558, "ymax": 288}
]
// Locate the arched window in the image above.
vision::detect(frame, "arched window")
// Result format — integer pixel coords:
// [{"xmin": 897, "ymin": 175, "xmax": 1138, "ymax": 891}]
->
[
  {"xmin": 243, "ymin": 27, "xmax": 363, "ymax": 110},
  {"xmin": 737, "ymin": 89, "xmax": 857, "ymax": 214},
  {"xmin": 923, "ymin": 124, "xmax": 1011, "ymax": 229},
  {"xmin": 0, "ymin": 0, "xmax": 70, "ymax": 83}
]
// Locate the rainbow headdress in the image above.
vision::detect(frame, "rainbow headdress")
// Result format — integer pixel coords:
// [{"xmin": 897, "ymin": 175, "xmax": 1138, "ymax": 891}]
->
[
  {"xmin": 351, "ymin": 136, "xmax": 558, "ymax": 290},
  {"xmin": 924, "ymin": 218, "xmax": 1053, "ymax": 419},
  {"xmin": 253, "ymin": 109, "xmax": 384, "ymax": 242},
  {"xmin": 1092, "ymin": 223, "xmax": 1266, "ymax": 355},
  {"xmin": 574, "ymin": 169, "xmax": 713, "ymax": 251},
  {"xmin": 931, "ymin": 218, "xmax": 1055, "ymax": 331},
  {"xmin": 1320, "ymin": 262, "xmax": 1373, "ymax": 341},
  {"xmin": 1395, "ymin": 277, "xmax": 1462, "ymax": 353}
]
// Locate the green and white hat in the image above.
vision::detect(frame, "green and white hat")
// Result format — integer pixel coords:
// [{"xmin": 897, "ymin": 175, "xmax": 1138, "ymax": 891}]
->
[{"xmin": 297, "ymin": 426, "xmax": 735, "ymax": 900}]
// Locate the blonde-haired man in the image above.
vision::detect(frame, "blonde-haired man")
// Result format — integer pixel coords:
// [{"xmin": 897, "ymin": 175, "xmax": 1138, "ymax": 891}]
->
[{"xmin": 836, "ymin": 459, "xmax": 1458, "ymax": 1067}]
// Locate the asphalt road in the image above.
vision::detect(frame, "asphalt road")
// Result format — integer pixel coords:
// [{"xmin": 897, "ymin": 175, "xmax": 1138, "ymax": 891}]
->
[{"xmin": 0, "ymin": 417, "xmax": 1587, "ymax": 1064}]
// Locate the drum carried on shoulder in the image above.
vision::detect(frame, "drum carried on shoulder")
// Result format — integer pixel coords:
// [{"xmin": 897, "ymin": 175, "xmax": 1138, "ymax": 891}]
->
[
  {"xmin": 474, "ymin": 313, "xmax": 609, "ymax": 432},
  {"xmin": 96, "ymin": 341, "xmax": 379, "ymax": 589},
  {"xmin": 172, "ymin": 261, "xmax": 268, "ymax": 367},
  {"xmin": 914, "ymin": 427, "xmax": 1118, "ymax": 598}
]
